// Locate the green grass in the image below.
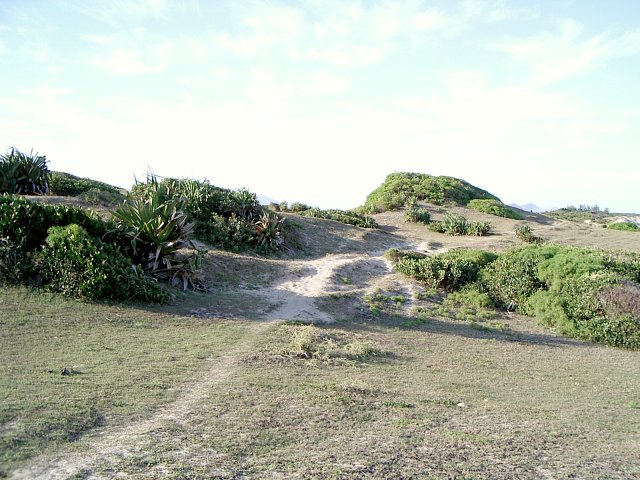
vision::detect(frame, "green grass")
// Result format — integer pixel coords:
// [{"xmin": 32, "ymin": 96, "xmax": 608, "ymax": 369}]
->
[{"xmin": 0, "ymin": 287, "xmax": 246, "ymax": 474}]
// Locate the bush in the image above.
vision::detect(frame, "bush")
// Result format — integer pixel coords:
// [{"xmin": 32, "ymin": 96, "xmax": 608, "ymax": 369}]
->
[
  {"xmin": 48, "ymin": 172, "xmax": 120, "ymax": 197},
  {"xmin": 466, "ymin": 221, "xmax": 492, "ymax": 236},
  {"xmin": 0, "ymin": 148, "xmax": 49, "ymax": 195},
  {"xmin": 363, "ymin": 172, "xmax": 500, "ymax": 212},
  {"xmin": 404, "ymin": 206, "xmax": 431, "ymax": 224},
  {"xmin": 515, "ymin": 224, "xmax": 544, "ymax": 244},
  {"xmin": 396, "ymin": 248, "xmax": 498, "ymax": 292},
  {"xmin": 255, "ymin": 212, "xmax": 285, "ymax": 253},
  {"xmin": 428, "ymin": 221, "xmax": 445, "ymax": 233},
  {"xmin": 442, "ymin": 212, "xmax": 469, "ymax": 236},
  {"xmin": 77, "ymin": 188, "xmax": 125, "ymax": 206},
  {"xmin": 467, "ymin": 199, "xmax": 524, "ymax": 220},
  {"xmin": 289, "ymin": 202, "xmax": 311, "ymax": 213},
  {"xmin": 40, "ymin": 224, "xmax": 169, "ymax": 303},
  {"xmin": 299, "ymin": 207, "xmax": 378, "ymax": 228},
  {"xmin": 0, "ymin": 237, "xmax": 35, "ymax": 285},
  {"xmin": 0, "ymin": 195, "xmax": 109, "ymax": 251},
  {"xmin": 607, "ymin": 222, "xmax": 640, "ymax": 232}
]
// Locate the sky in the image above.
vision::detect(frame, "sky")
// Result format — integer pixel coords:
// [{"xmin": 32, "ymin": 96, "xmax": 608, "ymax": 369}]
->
[{"xmin": 1, "ymin": 0, "xmax": 639, "ymax": 212}]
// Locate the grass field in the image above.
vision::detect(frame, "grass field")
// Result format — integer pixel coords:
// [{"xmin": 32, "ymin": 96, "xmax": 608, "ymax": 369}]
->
[{"xmin": 2, "ymin": 204, "xmax": 640, "ymax": 479}]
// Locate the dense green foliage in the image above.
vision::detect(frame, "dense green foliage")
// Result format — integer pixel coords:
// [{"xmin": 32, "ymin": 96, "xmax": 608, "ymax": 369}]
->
[
  {"xmin": 298, "ymin": 207, "xmax": 378, "ymax": 228},
  {"xmin": 467, "ymin": 199, "xmax": 524, "ymax": 220},
  {"xmin": 0, "ymin": 148, "xmax": 49, "ymax": 195},
  {"xmin": 113, "ymin": 184, "xmax": 203, "ymax": 290},
  {"xmin": 395, "ymin": 243, "xmax": 640, "ymax": 349},
  {"xmin": 404, "ymin": 206, "xmax": 431, "ymax": 224},
  {"xmin": 48, "ymin": 171, "xmax": 120, "ymax": 197},
  {"xmin": 362, "ymin": 172, "xmax": 499, "ymax": 213},
  {"xmin": 607, "ymin": 222, "xmax": 640, "ymax": 232},
  {"xmin": 40, "ymin": 224, "xmax": 169, "ymax": 302},
  {"xmin": 436, "ymin": 212, "xmax": 491, "ymax": 236},
  {"xmin": 544, "ymin": 205, "xmax": 613, "ymax": 224},
  {"xmin": 0, "ymin": 196, "xmax": 168, "ymax": 302},
  {"xmin": 392, "ymin": 248, "xmax": 498, "ymax": 292},
  {"xmin": 514, "ymin": 224, "xmax": 544, "ymax": 244},
  {"xmin": 129, "ymin": 176, "xmax": 284, "ymax": 252}
]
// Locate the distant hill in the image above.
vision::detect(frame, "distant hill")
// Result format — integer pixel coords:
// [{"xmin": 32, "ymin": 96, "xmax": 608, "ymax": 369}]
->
[
  {"xmin": 509, "ymin": 203, "xmax": 543, "ymax": 213},
  {"xmin": 362, "ymin": 172, "xmax": 499, "ymax": 213}
]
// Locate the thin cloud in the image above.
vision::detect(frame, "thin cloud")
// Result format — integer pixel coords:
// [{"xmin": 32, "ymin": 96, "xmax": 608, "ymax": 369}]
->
[{"xmin": 493, "ymin": 19, "xmax": 640, "ymax": 85}]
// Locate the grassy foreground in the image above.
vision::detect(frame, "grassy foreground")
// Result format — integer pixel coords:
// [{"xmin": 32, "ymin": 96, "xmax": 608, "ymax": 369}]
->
[{"xmin": 2, "ymin": 285, "xmax": 639, "ymax": 478}]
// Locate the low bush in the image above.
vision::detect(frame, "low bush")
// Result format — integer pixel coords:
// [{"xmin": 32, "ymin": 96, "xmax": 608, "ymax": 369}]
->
[
  {"xmin": 404, "ymin": 206, "xmax": 431, "ymax": 224},
  {"xmin": 0, "ymin": 237, "xmax": 35, "ymax": 285},
  {"xmin": 442, "ymin": 212, "xmax": 468, "ymax": 235},
  {"xmin": 466, "ymin": 221, "xmax": 492, "ymax": 236},
  {"xmin": 0, "ymin": 195, "xmax": 108, "ymax": 251},
  {"xmin": 607, "ymin": 222, "xmax": 640, "ymax": 232},
  {"xmin": 298, "ymin": 207, "xmax": 378, "ymax": 228},
  {"xmin": 467, "ymin": 199, "xmax": 523, "ymax": 220},
  {"xmin": 40, "ymin": 224, "xmax": 169, "ymax": 303},
  {"xmin": 396, "ymin": 248, "xmax": 498, "ymax": 292},
  {"xmin": 515, "ymin": 224, "xmax": 544, "ymax": 244},
  {"xmin": 428, "ymin": 221, "xmax": 445, "ymax": 233},
  {"xmin": 48, "ymin": 172, "xmax": 120, "ymax": 197},
  {"xmin": 255, "ymin": 212, "xmax": 285, "ymax": 253},
  {"xmin": 77, "ymin": 188, "xmax": 125, "ymax": 206}
]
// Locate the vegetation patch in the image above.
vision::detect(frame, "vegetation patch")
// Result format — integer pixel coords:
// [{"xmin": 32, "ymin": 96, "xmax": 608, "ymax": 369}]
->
[
  {"xmin": 48, "ymin": 171, "xmax": 121, "ymax": 197},
  {"xmin": 362, "ymin": 172, "xmax": 499, "ymax": 213},
  {"xmin": 0, "ymin": 148, "xmax": 49, "ymax": 195},
  {"xmin": 607, "ymin": 221, "xmax": 640, "ymax": 232},
  {"xmin": 467, "ymin": 199, "xmax": 523, "ymax": 220}
]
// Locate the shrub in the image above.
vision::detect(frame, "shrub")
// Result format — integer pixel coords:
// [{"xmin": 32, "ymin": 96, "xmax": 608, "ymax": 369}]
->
[
  {"xmin": 289, "ymin": 202, "xmax": 311, "ymax": 213},
  {"xmin": 466, "ymin": 221, "xmax": 492, "ymax": 236},
  {"xmin": 396, "ymin": 248, "xmax": 498, "ymax": 292},
  {"xmin": 363, "ymin": 172, "xmax": 499, "ymax": 212},
  {"xmin": 112, "ymin": 185, "xmax": 203, "ymax": 289},
  {"xmin": 48, "ymin": 172, "xmax": 120, "ymax": 197},
  {"xmin": 428, "ymin": 221, "xmax": 445, "ymax": 233},
  {"xmin": 404, "ymin": 206, "xmax": 431, "ymax": 224},
  {"xmin": 299, "ymin": 208, "xmax": 378, "ymax": 228},
  {"xmin": 467, "ymin": 199, "xmax": 523, "ymax": 220},
  {"xmin": 525, "ymin": 290, "xmax": 574, "ymax": 335},
  {"xmin": 0, "ymin": 237, "xmax": 35, "ymax": 285},
  {"xmin": 255, "ymin": 212, "xmax": 285, "ymax": 253},
  {"xmin": 0, "ymin": 148, "xmax": 49, "ymax": 195},
  {"xmin": 607, "ymin": 222, "xmax": 640, "ymax": 232},
  {"xmin": 0, "ymin": 195, "xmax": 108, "ymax": 251},
  {"xmin": 442, "ymin": 212, "xmax": 469, "ymax": 236},
  {"xmin": 39, "ymin": 224, "xmax": 169, "ymax": 303},
  {"xmin": 515, "ymin": 224, "xmax": 543, "ymax": 244},
  {"xmin": 77, "ymin": 188, "xmax": 125, "ymax": 206}
]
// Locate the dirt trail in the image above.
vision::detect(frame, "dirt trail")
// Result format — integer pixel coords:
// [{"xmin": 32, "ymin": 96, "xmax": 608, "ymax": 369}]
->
[{"xmin": 9, "ymin": 251, "xmax": 397, "ymax": 479}]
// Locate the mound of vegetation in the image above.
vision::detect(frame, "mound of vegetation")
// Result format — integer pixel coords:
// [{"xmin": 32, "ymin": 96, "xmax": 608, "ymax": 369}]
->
[
  {"xmin": 467, "ymin": 199, "xmax": 524, "ymax": 220},
  {"xmin": 390, "ymin": 245, "xmax": 640, "ymax": 349},
  {"xmin": 362, "ymin": 172, "xmax": 499, "ymax": 213},
  {"xmin": 607, "ymin": 222, "xmax": 640, "ymax": 232},
  {"xmin": 545, "ymin": 205, "xmax": 613, "ymax": 224},
  {"xmin": 48, "ymin": 171, "xmax": 121, "ymax": 197},
  {"xmin": 130, "ymin": 176, "xmax": 285, "ymax": 253},
  {"xmin": 0, "ymin": 147, "xmax": 49, "ymax": 195},
  {"xmin": 0, "ymin": 196, "xmax": 170, "ymax": 302}
]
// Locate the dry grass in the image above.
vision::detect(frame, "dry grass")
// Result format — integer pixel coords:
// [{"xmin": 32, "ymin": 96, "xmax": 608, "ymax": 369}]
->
[{"xmin": 2, "ymin": 204, "xmax": 640, "ymax": 478}]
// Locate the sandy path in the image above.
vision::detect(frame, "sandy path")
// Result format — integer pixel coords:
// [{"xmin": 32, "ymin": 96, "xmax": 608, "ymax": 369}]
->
[{"xmin": 9, "ymin": 251, "xmax": 396, "ymax": 479}]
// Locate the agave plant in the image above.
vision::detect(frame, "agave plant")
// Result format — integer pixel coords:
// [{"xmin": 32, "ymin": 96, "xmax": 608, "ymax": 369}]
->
[
  {"xmin": 112, "ymin": 184, "xmax": 202, "ymax": 288},
  {"xmin": 0, "ymin": 148, "xmax": 49, "ymax": 195},
  {"xmin": 255, "ymin": 212, "xmax": 285, "ymax": 253}
]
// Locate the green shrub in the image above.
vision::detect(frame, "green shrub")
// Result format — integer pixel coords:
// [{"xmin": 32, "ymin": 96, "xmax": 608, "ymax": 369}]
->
[
  {"xmin": 197, "ymin": 214, "xmax": 255, "ymax": 251},
  {"xmin": 77, "ymin": 188, "xmax": 125, "ymax": 206},
  {"xmin": 384, "ymin": 248, "xmax": 427, "ymax": 264},
  {"xmin": 289, "ymin": 202, "xmax": 311, "ymax": 213},
  {"xmin": 404, "ymin": 206, "xmax": 431, "ymax": 224},
  {"xmin": 299, "ymin": 208, "xmax": 378, "ymax": 228},
  {"xmin": 255, "ymin": 212, "xmax": 285, "ymax": 253},
  {"xmin": 607, "ymin": 222, "xmax": 640, "ymax": 232},
  {"xmin": 48, "ymin": 172, "xmax": 120, "ymax": 197},
  {"xmin": 466, "ymin": 221, "xmax": 492, "ymax": 236},
  {"xmin": 526, "ymin": 290, "xmax": 574, "ymax": 336},
  {"xmin": 514, "ymin": 224, "xmax": 543, "ymax": 244},
  {"xmin": 0, "ymin": 195, "xmax": 108, "ymax": 251},
  {"xmin": 0, "ymin": 148, "xmax": 49, "ymax": 195},
  {"xmin": 0, "ymin": 237, "xmax": 35, "ymax": 285},
  {"xmin": 428, "ymin": 221, "xmax": 445, "ymax": 233},
  {"xmin": 40, "ymin": 224, "xmax": 169, "ymax": 303},
  {"xmin": 363, "ymin": 172, "xmax": 499, "ymax": 212},
  {"xmin": 442, "ymin": 212, "xmax": 469, "ymax": 236},
  {"xmin": 113, "ymin": 185, "xmax": 203, "ymax": 289},
  {"xmin": 445, "ymin": 287, "xmax": 494, "ymax": 309},
  {"xmin": 396, "ymin": 248, "xmax": 498, "ymax": 292},
  {"xmin": 467, "ymin": 199, "xmax": 524, "ymax": 220}
]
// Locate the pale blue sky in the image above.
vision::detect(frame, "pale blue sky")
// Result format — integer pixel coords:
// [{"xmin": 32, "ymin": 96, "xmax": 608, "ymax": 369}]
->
[{"xmin": 1, "ymin": 0, "xmax": 639, "ymax": 211}]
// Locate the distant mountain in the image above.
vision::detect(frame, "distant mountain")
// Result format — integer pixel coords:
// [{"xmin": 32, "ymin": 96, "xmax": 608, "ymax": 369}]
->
[
  {"xmin": 258, "ymin": 194, "xmax": 279, "ymax": 206},
  {"xmin": 509, "ymin": 203, "xmax": 543, "ymax": 213}
]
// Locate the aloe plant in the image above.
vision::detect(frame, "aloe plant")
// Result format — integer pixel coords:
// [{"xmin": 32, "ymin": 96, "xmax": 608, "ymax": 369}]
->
[
  {"xmin": 113, "ymin": 184, "xmax": 203, "ymax": 288},
  {"xmin": 255, "ymin": 212, "xmax": 285, "ymax": 253},
  {"xmin": 0, "ymin": 148, "xmax": 49, "ymax": 195}
]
